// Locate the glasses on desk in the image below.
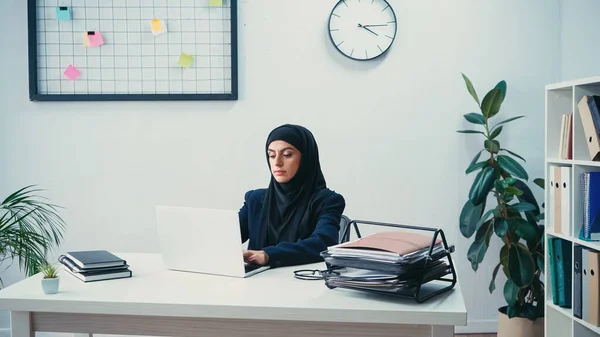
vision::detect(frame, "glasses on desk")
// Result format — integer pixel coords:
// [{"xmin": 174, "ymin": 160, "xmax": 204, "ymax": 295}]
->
[{"xmin": 293, "ymin": 268, "xmax": 342, "ymax": 281}]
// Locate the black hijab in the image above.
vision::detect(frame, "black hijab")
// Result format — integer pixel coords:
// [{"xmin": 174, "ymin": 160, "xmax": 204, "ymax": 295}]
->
[{"xmin": 260, "ymin": 124, "xmax": 328, "ymax": 247}]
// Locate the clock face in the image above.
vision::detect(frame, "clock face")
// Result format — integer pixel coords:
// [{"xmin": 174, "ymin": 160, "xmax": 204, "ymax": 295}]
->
[{"xmin": 328, "ymin": 0, "xmax": 397, "ymax": 61}]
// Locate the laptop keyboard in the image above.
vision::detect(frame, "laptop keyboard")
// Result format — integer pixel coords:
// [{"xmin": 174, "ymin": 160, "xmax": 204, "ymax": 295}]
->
[{"xmin": 244, "ymin": 263, "xmax": 262, "ymax": 273}]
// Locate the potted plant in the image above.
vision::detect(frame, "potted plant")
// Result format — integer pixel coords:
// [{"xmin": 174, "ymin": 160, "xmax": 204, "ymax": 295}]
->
[
  {"xmin": 457, "ymin": 74, "xmax": 545, "ymax": 337},
  {"xmin": 0, "ymin": 185, "xmax": 67, "ymax": 288},
  {"xmin": 40, "ymin": 262, "xmax": 59, "ymax": 294}
]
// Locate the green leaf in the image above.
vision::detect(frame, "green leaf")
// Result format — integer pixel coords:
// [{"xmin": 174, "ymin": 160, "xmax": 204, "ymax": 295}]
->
[
  {"xmin": 513, "ymin": 180, "xmax": 541, "ymax": 216},
  {"xmin": 500, "ymin": 245, "xmax": 510, "ymax": 278},
  {"xmin": 504, "ymin": 187, "xmax": 523, "ymax": 196},
  {"xmin": 468, "ymin": 219, "xmax": 493, "ymax": 271},
  {"xmin": 505, "ymin": 177, "xmax": 517, "ymax": 185},
  {"xmin": 500, "ymin": 148, "xmax": 526, "ymax": 162},
  {"xmin": 457, "ymin": 130, "xmax": 485, "ymax": 135},
  {"xmin": 537, "ymin": 252, "xmax": 545, "ymax": 274},
  {"xmin": 490, "ymin": 126, "xmax": 503, "ymax": 140},
  {"xmin": 495, "ymin": 179, "xmax": 505, "ymax": 194},
  {"xmin": 497, "ymin": 155, "xmax": 529, "ymax": 180},
  {"xmin": 469, "ymin": 167, "xmax": 495, "ymax": 205},
  {"xmin": 495, "ymin": 80, "xmax": 507, "ymax": 102},
  {"xmin": 462, "ymin": 73, "xmax": 480, "ymax": 106},
  {"xmin": 484, "ymin": 139, "xmax": 500, "ymax": 154},
  {"xmin": 507, "ymin": 202, "xmax": 537, "ymax": 212},
  {"xmin": 491, "ymin": 116, "xmax": 525, "ymax": 130},
  {"xmin": 508, "ymin": 243, "xmax": 535, "ymax": 287},
  {"xmin": 459, "ymin": 199, "xmax": 485, "ymax": 238},
  {"xmin": 494, "ymin": 218, "xmax": 508, "ymax": 237},
  {"xmin": 533, "ymin": 178, "xmax": 545, "ymax": 190},
  {"xmin": 507, "ymin": 217, "xmax": 537, "ymax": 241},
  {"xmin": 466, "ymin": 161, "xmax": 487, "ymax": 174},
  {"xmin": 503, "ymin": 278, "xmax": 519, "ymax": 307},
  {"xmin": 490, "ymin": 262, "xmax": 502, "ymax": 293},
  {"xmin": 481, "ymin": 88, "xmax": 503, "ymax": 118},
  {"xmin": 464, "ymin": 112, "xmax": 485, "ymax": 125},
  {"xmin": 468, "ymin": 149, "xmax": 484, "ymax": 169}
]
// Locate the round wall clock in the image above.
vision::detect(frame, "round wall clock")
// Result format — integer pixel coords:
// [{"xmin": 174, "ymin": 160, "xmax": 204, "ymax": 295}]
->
[{"xmin": 328, "ymin": 0, "xmax": 397, "ymax": 61}]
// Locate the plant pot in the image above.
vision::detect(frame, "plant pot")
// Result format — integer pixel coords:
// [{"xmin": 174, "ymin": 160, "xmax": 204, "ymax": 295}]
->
[
  {"xmin": 41, "ymin": 277, "xmax": 59, "ymax": 294},
  {"xmin": 497, "ymin": 306, "xmax": 543, "ymax": 337}
]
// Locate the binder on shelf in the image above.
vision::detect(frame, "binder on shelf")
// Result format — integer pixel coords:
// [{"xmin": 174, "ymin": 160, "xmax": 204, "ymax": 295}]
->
[
  {"xmin": 561, "ymin": 166, "xmax": 571, "ymax": 236},
  {"xmin": 548, "ymin": 237, "xmax": 558, "ymax": 305},
  {"xmin": 554, "ymin": 166, "xmax": 562, "ymax": 234},
  {"xmin": 579, "ymin": 172, "xmax": 600, "ymax": 241},
  {"xmin": 588, "ymin": 249, "xmax": 600, "ymax": 326},
  {"xmin": 584, "ymin": 247, "xmax": 590, "ymax": 322},
  {"xmin": 319, "ymin": 219, "xmax": 457, "ymax": 303},
  {"xmin": 577, "ymin": 95, "xmax": 600, "ymax": 161},
  {"xmin": 575, "ymin": 245, "xmax": 583, "ymax": 319},
  {"xmin": 548, "ymin": 168, "xmax": 554, "ymax": 230},
  {"xmin": 553, "ymin": 238, "xmax": 572, "ymax": 308}
]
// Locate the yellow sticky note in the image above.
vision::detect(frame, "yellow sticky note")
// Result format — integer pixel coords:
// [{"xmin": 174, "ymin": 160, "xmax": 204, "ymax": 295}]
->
[
  {"xmin": 210, "ymin": 0, "xmax": 222, "ymax": 6},
  {"xmin": 151, "ymin": 19, "xmax": 166, "ymax": 36},
  {"xmin": 178, "ymin": 53, "xmax": 193, "ymax": 68}
]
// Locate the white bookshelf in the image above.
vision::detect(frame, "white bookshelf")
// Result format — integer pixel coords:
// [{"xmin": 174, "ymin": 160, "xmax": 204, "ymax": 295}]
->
[{"xmin": 545, "ymin": 75, "xmax": 600, "ymax": 337}]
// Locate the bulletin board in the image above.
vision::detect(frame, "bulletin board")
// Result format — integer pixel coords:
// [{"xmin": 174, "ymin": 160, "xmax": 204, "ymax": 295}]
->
[{"xmin": 27, "ymin": 0, "xmax": 238, "ymax": 101}]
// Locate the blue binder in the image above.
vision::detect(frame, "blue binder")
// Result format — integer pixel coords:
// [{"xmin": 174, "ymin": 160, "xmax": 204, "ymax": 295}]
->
[{"xmin": 554, "ymin": 238, "xmax": 572, "ymax": 308}]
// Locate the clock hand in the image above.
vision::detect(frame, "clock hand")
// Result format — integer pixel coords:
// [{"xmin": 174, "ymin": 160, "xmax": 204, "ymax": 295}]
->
[
  {"xmin": 362, "ymin": 24, "xmax": 388, "ymax": 27},
  {"xmin": 357, "ymin": 23, "xmax": 378, "ymax": 36}
]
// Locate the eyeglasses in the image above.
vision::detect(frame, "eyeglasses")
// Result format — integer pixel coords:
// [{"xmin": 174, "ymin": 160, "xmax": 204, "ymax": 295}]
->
[{"xmin": 293, "ymin": 267, "xmax": 342, "ymax": 281}]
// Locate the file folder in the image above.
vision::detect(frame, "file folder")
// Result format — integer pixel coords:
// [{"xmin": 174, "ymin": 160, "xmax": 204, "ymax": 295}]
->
[
  {"xmin": 548, "ymin": 237, "xmax": 558, "ymax": 304},
  {"xmin": 578, "ymin": 95, "xmax": 600, "ymax": 161},
  {"xmin": 575, "ymin": 246, "xmax": 583, "ymax": 318},
  {"xmin": 554, "ymin": 166, "xmax": 562, "ymax": 234},
  {"xmin": 561, "ymin": 166, "xmax": 571, "ymax": 235},
  {"xmin": 584, "ymin": 247, "xmax": 590, "ymax": 322},
  {"xmin": 553, "ymin": 238, "xmax": 572, "ymax": 307},
  {"xmin": 549, "ymin": 167, "xmax": 555, "ymax": 230},
  {"xmin": 588, "ymin": 249, "xmax": 600, "ymax": 326}
]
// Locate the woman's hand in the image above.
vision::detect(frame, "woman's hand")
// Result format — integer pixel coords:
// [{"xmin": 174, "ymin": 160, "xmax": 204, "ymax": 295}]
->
[{"xmin": 243, "ymin": 250, "xmax": 269, "ymax": 265}]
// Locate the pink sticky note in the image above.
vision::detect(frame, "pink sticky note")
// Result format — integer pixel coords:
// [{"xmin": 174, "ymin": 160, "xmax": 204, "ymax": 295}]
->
[
  {"xmin": 64, "ymin": 64, "xmax": 80, "ymax": 81},
  {"xmin": 86, "ymin": 31, "xmax": 104, "ymax": 47}
]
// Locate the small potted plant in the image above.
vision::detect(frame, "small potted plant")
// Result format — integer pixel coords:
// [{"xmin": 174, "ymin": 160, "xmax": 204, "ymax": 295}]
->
[{"xmin": 40, "ymin": 262, "xmax": 59, "ymax": 294}]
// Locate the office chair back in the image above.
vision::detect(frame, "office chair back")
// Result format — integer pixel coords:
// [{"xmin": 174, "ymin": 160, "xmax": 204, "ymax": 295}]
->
[{"xmin": 339, "ymin": 215, "xmax": 352, "ymax": 243}]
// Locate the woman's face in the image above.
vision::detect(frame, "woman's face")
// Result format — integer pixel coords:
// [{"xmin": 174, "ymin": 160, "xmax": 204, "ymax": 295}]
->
[{"xmin": 267, "ymin": 140, "xmax": 301, "ymax": 183}]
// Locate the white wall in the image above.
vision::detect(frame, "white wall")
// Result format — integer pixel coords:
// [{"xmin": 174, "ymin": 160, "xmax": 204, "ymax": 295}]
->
[
  {"xmin": 0, "ymin": 0, "xmax": 560, "ymax": 335},
  {"xmin": 560, "ymin": 0, "xmax": 600, "ymax": 81}
]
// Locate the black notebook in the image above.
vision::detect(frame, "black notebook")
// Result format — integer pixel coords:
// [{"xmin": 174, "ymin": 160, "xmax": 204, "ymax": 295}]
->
[{"xmin": 66, "ymin": 250, "xmax": 126, "ymax": 269}]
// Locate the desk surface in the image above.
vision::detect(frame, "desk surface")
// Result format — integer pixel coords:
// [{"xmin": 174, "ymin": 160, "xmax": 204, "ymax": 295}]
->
[{"xmin": 0, "ymin": 253, "xmax": 467, "ymax": 326}]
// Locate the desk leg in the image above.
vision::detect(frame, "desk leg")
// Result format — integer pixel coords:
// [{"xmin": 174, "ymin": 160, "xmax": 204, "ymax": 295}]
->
[
  {"xmin": 431, "ymin": 325, "xmax": 454, "ymax": 337},
  {"xmin": 10, "ymin": 311, "xmax": 33, "ymax": 337}
]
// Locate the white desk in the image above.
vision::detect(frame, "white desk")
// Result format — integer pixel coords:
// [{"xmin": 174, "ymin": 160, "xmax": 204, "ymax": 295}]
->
[{"xmin": 0, "ymin": 253, "xmax": 467, "ymax": 337}]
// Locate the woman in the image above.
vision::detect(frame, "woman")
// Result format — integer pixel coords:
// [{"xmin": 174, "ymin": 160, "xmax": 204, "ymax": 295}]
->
[{"xmin": 238, "ymin": 124, "xmax": 346, "ymax": 268}]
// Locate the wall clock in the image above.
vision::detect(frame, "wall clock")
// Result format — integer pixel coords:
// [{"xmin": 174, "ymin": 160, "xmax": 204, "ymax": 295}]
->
[{"xmin": 328, "ymin": 0, "xmax": 397, "ymax": 61}]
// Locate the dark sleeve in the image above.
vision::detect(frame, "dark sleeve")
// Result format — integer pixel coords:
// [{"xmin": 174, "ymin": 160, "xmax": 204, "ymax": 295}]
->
[
  {"xmin": 238, "ymin": 190, "xmax": 251, "ymax": 244},
  {"xmin": 263, "ymin": 192, "xmax": 346, "ymax": 268}
]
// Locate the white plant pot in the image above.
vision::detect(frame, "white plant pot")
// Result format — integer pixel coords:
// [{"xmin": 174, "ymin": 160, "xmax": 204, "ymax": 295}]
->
[{"xmin": 41, "ymin": 277, "xmax": 59, "ymax": 294}]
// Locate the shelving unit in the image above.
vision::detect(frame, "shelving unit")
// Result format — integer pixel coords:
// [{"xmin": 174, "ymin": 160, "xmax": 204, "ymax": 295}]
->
[{"xmin": 545, "ymin": 75, "xmax": 600, "ymax": 337}]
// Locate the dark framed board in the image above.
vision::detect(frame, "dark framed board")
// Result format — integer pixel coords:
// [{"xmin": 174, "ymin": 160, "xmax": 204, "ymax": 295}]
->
[{"xmin": 28, "ymin": 0, "xmax": 238, "ymax": 101}]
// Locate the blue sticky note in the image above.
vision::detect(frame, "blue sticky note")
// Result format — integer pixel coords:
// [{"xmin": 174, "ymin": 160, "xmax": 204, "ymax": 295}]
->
[{"xmin": 56, "ymin": 6, "xmax": 71, "ymax": 21}]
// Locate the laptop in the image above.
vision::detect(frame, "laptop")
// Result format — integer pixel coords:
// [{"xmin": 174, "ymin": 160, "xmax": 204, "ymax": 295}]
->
[{"xmin": 155, "ymin": 205, "xmax": 270, "ymax": 278}]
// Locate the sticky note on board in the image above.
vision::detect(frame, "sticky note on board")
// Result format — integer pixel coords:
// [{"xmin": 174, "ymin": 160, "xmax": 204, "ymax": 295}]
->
[
  {"xmin": 178, "ymin": 53, "xmax": 194, "ymax": 68},
  {"xmin": 151, "ymin": 19, "xmax": 167, "ymax": 35},
  {"xmin": 209, "ymin": 0, "xmax": 223, "ymax": 6},
  {"xmin": 64, "ymin": 64, "xmax": 80, "ymax": 81},
  {"xmin": 83, "ymin": 31, "xmax": 104, "ymax": 47},
  {"xmin": 56, "ymin": 6, "xmax": 71, "ymax": 20}
]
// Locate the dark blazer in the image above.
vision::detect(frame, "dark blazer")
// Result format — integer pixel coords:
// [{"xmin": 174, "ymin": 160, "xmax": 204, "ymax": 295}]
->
[{"xmin": 238, "ymin": 188, "xmax": 346, "ymax": 268}]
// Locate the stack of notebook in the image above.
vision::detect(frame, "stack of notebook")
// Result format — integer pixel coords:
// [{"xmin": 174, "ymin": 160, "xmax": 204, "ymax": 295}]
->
[
  {"xmin": 319, "ymin": 231, "xmax": 454, "ymax": 299},
  {"xmin": 58, "ymin": 250, "xmax": 132, "ymax": 282}
]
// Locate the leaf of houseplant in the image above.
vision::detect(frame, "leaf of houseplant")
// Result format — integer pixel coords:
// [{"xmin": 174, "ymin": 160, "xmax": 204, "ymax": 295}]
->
[
  {"xmin": 469, "ymin": 167, "xmax": 495, "ymax": 206},
  {"xmin": 467, "ymin": 219, "xmax": 493, "ymax": 271},
  {"xmin": 497, "ymin": 155, "xmax": 529, "ymax": 180},
  {"xmin": 491, "ymin": 116, "xmax": 525, "ymax": 130},
  {"xmin": 495, "ymin": 80, "xmax": 507, "ymax": 102},
  {"xmin": 466, "ymin": 161, "xmax": 487, "ymax": 174},
  {"xmin": 484, "ymin": 139, "xmax": 500, "ymax": 153},
  {"xmin": 507, "ymin": 202, "xmax": 537, "ymax": 212},
  {"xmin": 500, "ymin": 244, "xmax": 510, "ymax": 278},
  {"xmin": 459, "ymin": 199, "xmax": 485, "ymax": 238},
  {"xmin": 481, "ymin": 88, "xmax": 503, "ymax": 118},
  {"xmin": 500, "ymin": 148, "xmax": 526, "ymax": 162},
  {"xmin": 462, "ymin": 73, "xmax": 480, "ymax": 106},
  {"xmin": 490, "ymin": 126, "xmax": 503, "ymax": 140},
  {"xmin": 503, "ymin": 278, "xmax": 519, "ymax": 307},
  {"xmin": 464, "ymin": 112, "xmax": 485, "ymax": 125},
  {"xmin": 489, "ymin": 262, "xmax": 502, "ymax": 293},
  {"xmin": 507, "ymin": 217, "xmax": 538, "ymax": 242},
  {"xmin": 467, "ymin": 149, "xmax": 484, "ymax": 169},
  {"xmin": 537, "ymin": 252, "xmax": 545, "ymax": 273},
  {"xmin": 457, "ymin": 130, "xmax": 485, "ymax": 135},
  {"xmin": 504, "ymin": 186, "xmax": 523, "ymax": 196},
  {"xmin": 494, "ymin": 218, "xmax": 508, "ymax": 237},
  {"xmin": 508, "ymin": 243, "xmax": 535, "ymax": 287},
  {"xmin": 495, "ymin": 179, "xmax": 504, "ymax": 194},
  {"xmin": 533, "ymin": 178, "xmax": 544, "ymax": 189}
]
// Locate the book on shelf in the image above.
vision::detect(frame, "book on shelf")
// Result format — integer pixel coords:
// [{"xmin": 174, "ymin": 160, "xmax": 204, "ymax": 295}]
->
[
  {"xmin": 58, "ymin": 250, "xmax": 132, "ymax": 282},
  {"xmin": 579, "ymin": 172, "xmax": 600, "ymax": 241},
  {"xmin": 559, "ymin": 113, "xmax": 573, "ymax": 160}
]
